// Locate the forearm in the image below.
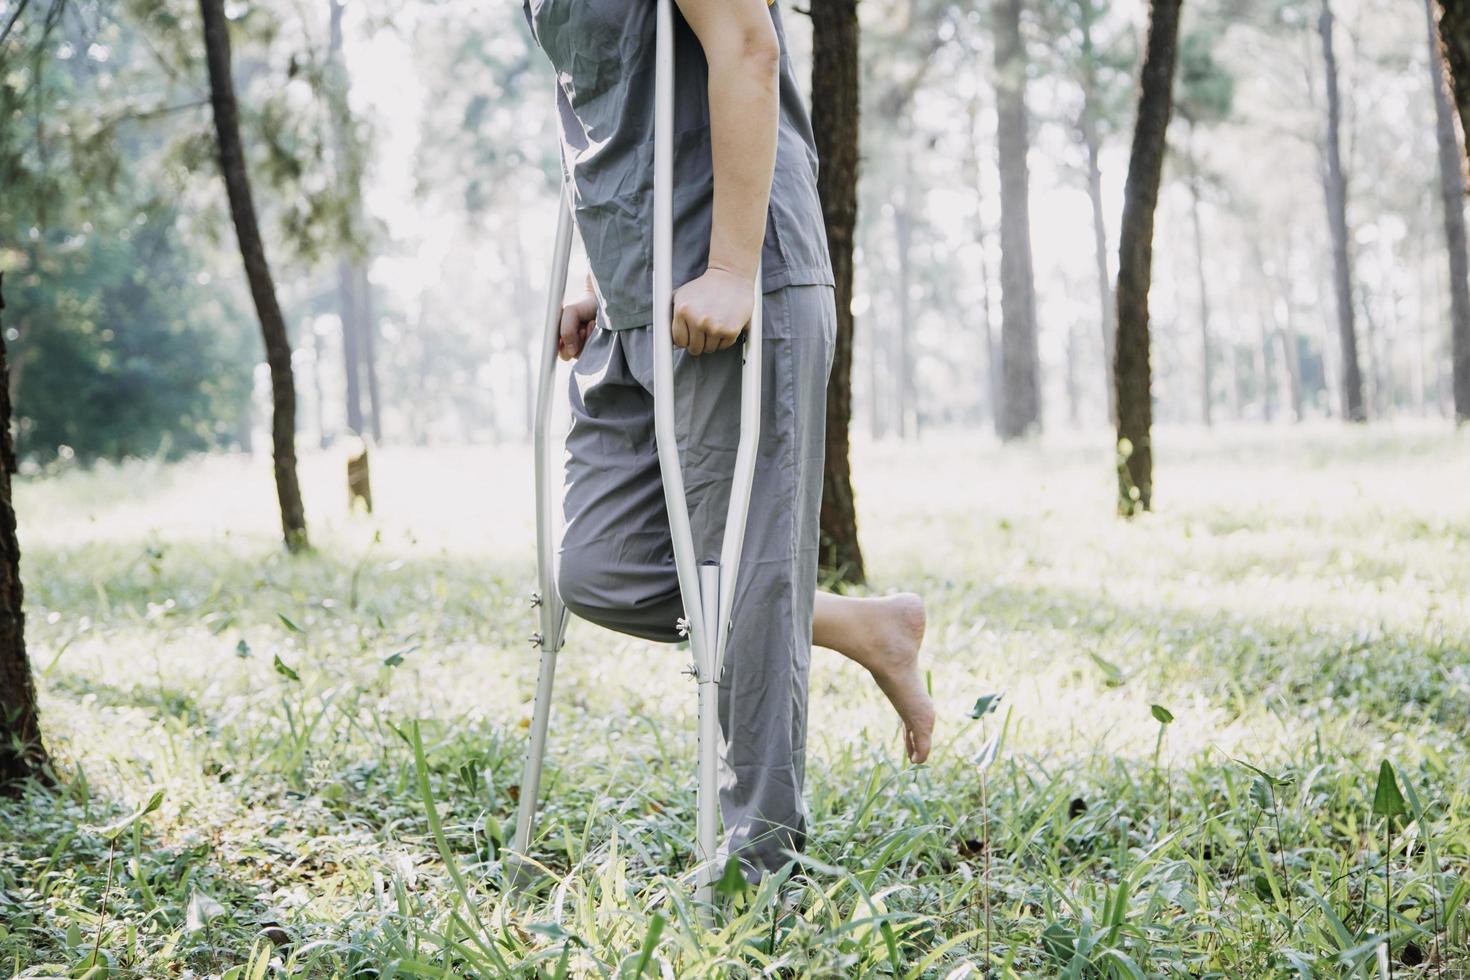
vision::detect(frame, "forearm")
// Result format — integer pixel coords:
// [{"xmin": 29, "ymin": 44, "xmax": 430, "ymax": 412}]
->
[{"xmin": 681, "ymin": 0, "xmax": 779, "ymax": 283}]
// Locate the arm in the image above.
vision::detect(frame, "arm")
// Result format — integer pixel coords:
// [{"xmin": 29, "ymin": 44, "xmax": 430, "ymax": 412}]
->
[
  {"xmin": 671, "ymin": 0, "xmax": 779, "ymax": 356},
  {"xmin": 559, "ymin": 0, "xmax": 778, "ymax": 360}
]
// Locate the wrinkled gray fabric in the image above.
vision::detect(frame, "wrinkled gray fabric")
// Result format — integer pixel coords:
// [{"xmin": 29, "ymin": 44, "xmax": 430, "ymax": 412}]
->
[
  {"xmin": 558, "ymin": 284, "xmax": 835, "ymax": 876},
  {"xmin": 522, "ymin": 0, "xmax": 834, "ymax": 328}
]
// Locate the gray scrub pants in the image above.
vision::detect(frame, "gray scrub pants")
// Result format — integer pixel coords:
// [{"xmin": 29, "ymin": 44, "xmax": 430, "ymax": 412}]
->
[{"xmin": 557, "ymin": 283, "xmax": 836, "ymax": 876}]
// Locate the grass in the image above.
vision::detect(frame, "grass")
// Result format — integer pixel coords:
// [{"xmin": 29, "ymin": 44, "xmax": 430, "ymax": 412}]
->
[{"xmin": 2, "ymin": 422, "xmax": 1469, "ymax": 977}]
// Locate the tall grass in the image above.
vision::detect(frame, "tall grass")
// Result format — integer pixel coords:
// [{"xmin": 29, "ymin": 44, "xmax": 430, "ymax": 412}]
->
[{"xmin": 3, "ymin": 425, "xmax": 1468, "ymax": 976}]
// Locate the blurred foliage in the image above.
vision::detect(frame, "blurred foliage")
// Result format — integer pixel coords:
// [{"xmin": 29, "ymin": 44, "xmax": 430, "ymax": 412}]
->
[{"xmin": 7, "ymin": 203, "xmax": 254, "ymax": 462}]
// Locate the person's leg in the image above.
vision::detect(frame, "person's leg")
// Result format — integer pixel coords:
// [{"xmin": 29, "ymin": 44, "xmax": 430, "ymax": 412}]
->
[
  {"xmin": 617, "ymin": 284, "xmax": 825, "ymax": 879},
  {"xmin": 557, "ymin": 326, "xmax": 684, "ymax": 641},
  {"xmin": 812, "ymin": 591, "xmax": 934, "ymax": 764}
]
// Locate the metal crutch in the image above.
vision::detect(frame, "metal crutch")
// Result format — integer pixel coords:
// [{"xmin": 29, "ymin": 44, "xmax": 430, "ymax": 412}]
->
[
  {"xmin": 511, "ymin": 0, "xmax": 764, "ymax": 913},
  {"xmin": 507, "ymin": 193, "xmax": 573, "ymax": 893}
]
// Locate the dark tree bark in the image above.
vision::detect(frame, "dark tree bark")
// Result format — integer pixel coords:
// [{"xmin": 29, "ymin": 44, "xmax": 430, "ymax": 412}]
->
[
  {"xmin": 811, "ymin": 0, "xmax": 866, "ymax": 585},
  {"xmin": 1317, "ymin": 0, "xmax": 1366, "ymax": 422},
  {"xmin": 0, "ymin": 275, "xmax": 51, "ymax": 792},
  {"xmin": 994, "ymin": 0, "xmax": 1041, "ymax": 440},
  {"xmin": 200, "ymin": 0, "xmax": 309, "ymax": 551},
  {"xmin": 1114, "ymin": 0, "xmax": 1183, "ymax": 516},
  {"xmin": 1077, "ymin": 0, "xmax": 1117, "ymax": 425},
  {"xmin": 1430, "ymin": 0, "xmax": 1470, "ymax": 423}
]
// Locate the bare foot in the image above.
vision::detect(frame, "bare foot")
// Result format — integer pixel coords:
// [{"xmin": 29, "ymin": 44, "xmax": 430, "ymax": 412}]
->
[{"xmin": 864, "ymin": 594, "xmax": 934, "ymax": 764}]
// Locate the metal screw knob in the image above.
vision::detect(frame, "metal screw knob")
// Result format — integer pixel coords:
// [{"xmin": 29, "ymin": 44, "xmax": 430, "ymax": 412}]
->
[
  {"xmin": 675, "ymin": 617, "xmax": 690, "ymax": 639},
  {"xmin": 528, "ymin": 632, "xmax": 544, "ymax": 647},
  {"xmin": 530, "ymin": 592, "xmax": 542, "ymax": 608}
]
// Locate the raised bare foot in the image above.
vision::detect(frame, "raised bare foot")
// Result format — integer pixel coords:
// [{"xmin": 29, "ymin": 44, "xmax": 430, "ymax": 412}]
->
[{"xmin": 865, "ymin": 593, "xmax": 934, "ymax": 764}]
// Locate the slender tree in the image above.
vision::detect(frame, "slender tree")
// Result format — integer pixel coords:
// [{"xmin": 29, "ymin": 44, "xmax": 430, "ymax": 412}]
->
[
  {"xmin": 1429, "ymin": 0, "xmax": 1470, "ymax": 423},
  {"xmin": 200, "ymin": 0, "xmax": 310, "ymax": 551},
  {"xmin": 1069, "ymin": 0, "xmax": 1122, "ymax": 424},
  {"xmin": 1114, "ymin": 0, "xmax": 1183, "ymax": 516},
  {"xmin": 812, "ymin": 0, "xmax": 866, "ymax": 584},
  {"xmin": 0, "ymin": 275, "xmax": 50, "ymax": 792},
  {"xmin": 1316, "ymin": 0, "xmax": 1366, "ymax": 422},
  {"xmin": 994, "ymin": 0, "xmax": 1042, "ymax": 440}
]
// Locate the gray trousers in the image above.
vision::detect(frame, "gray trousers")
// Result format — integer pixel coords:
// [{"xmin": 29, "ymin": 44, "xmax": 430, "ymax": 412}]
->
[{"xmin": 557, "ymin": 284, "xmax": 835, "ymax": 876}]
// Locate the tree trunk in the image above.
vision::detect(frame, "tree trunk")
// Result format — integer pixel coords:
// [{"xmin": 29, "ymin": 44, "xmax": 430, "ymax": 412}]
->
[
  {"xmin": 894, "ymin": 147, "xmax": 914, "ymax": 440},
  {"xmin": 1429, "ymin": 0, "xmax": 1470, "ymax": 422},
  {"xmin": 1280, "ymin": 285, "xmax": 1305, "ymax": 422},
  {"xmin": 338, "ymin": 258, "xmax": 365, "ymax": 436},
  {"xmin": 358, "ymin": 266, "xmax": 383, "ymax": 442},
  {"xmin": 201, "ymin": 0, "xmax": 309, "ymax": 551},
  {"xmin": 1114, "ymin": 0, "xmax": 1182, "ymax": 516},
  {"xmin": 1187, "ymin": 159, "xmax": 1213, "ymax": 427},
  {"xmin": 1078, "ymin": 0, "xmax": 1117, "ymax": 426},
  {"xmin": 312, "ymin": 327, "xmax": 329, "ymax": 447},
  {"xmin": 328, "ymin": 0, "xmax": 371, "ymax": 441},
  {"xmin": 994, "ymin": 0, "xmax": 1041, "ymax": 440},
  {"xmin": 1257, "ymin": 310, "xmax": 1276, "ymax": 421},
  {"xmin": 1317, "ymin": 0, "xmax": 1366, "ymax": 422},
  {"xmin": 0, "ymin": 275, "xmax": 50, "ymax": 792},
  {"xmin": 811, "ymin": 0, "xmax": 866, "ymax": 585},
  {"xmin": 965, "ymin": 89, "xmax": 1002, "ymax": 429}
]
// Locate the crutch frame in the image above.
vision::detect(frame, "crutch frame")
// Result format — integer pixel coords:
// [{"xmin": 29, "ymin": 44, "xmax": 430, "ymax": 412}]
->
[{"xmin": 511, "ymin": 0, "xmax": 764, "ymax": 913}]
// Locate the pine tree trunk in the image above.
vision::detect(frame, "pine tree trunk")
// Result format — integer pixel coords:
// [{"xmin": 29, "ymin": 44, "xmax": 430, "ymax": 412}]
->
[
  {"xmin": 357, "ymin": 266, "xmax": 383, "ymax": 442},
  {"xmin": 994, "ymin": 0, "xmax": 1041, "ymax": 440},
  {"xmin": 1114, "ymin": 0, "xmax": 1183, "ymax": 516},
  {"xmin": 328, "ymin": 0, "xmax": 368, "ymax": 441},
  {"xmin": 894, "ymin": 147, "xmax": 914, "ymax": 440},
  {"xmin": 964, "ymin": 90, "xmax": 1002, "ymax": 430},
  {"xmin": 200, "ymin": 0, "xmax": 310, "ymax": 551},
  {"xmin": 1079, "ymin": 0, "xmax": 1117, "ymax": 426},
  {"xmin": 1280, "ymin": 282, "xmax": 1305, "ymax": 421},
  {"xmin": 1188, "ymin": 162, "xmax": 1213, "ymax": 427},
  {"xmin": 1318, "ymin": 0, "xmax": 1366, "ymax": 422},
  {"xmin": 1429, "ymin": 0, "xmax": 1470, "ymax": 423},
  {"xmin": 338, "ymin": 258, "xmax": 365, "ymax": 436},
  {"xmin": 811, "ymin": 0, "xmax": 866, "ymax": 585},
  {"xmin": 0, "ymin": 275, "xmax": 50, "ymax": 792}
]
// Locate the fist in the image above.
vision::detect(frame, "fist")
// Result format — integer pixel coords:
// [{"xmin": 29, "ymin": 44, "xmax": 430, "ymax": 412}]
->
[
  {"xmin": 558, "ymin": 291, "xmax": 599, "ymax": 361},
  {"xmin": 672, "ymin": 268, "xmax": 755, "ymax": 356}
]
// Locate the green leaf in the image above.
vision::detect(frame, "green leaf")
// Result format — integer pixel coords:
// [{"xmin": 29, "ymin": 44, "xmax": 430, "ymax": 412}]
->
[
  {"xmin": 383, "ymin": 652, "xmax": 404, "ymax": 667},
  {"xmin": 234, "ymin": 639, "xmax": 251, "ymax": 659},
  {"xmin": 969, "ymin": 692, "xmax": 1005, "ymax": 719},
  {"xmin": 1150, "ymin": 704, "xmax": 1174, "ymax": 725},
  {"xmin": 630, "ymin": 913, "xmax": 666, "ymax": 977},
  {"xmin": 1372, "ymin": 760, "xmax": 1408, "ymax": 819},
  {"xmin": 714, "ymin": 855, "xmax": 750, "ymax": 897},
  {"xmin": 974, "ymin": 731, "xmax": 1004, "ymax": 773},
  {"xmin": 1250, "ymin": 776, "xmax": 1274, "ymax": 810},
  {"xmin": 88, "ymin": 790, "xmax": 164, "ymax": 840},
  {"xmin": 273, "ymin": 655, "xmax": 300, "ymax": 682},
  {"xmin": 1089, "ymin": 652, "xmax": 1126, "ymax": 686},
  {"xmin": 185, "ymin": 890, "xmax": 226, "ymax": 934},
  {"xmin": 277, "ymin": 613, "xmax": 304, "ymax": 634},
  {"xmin": 1040, "ymin": 921, "xmax": 1076, "ymax": 963}
]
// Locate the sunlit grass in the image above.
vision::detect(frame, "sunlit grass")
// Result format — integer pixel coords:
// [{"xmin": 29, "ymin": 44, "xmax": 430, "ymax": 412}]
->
[{"xmin": 4, "ymin": 422, "xmax": 1469, "ymax": 976}]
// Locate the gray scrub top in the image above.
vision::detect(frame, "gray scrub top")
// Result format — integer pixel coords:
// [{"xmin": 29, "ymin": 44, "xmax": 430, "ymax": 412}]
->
[{"xmin": 523, "ymin": 0, "xmax": 835, "ymax": 329}]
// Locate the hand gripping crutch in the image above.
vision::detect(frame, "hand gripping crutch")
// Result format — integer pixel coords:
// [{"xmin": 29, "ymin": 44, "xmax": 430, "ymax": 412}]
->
[{"xmin": 511, "ymin": 0, "xmax": 763, "ymax": 912}]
